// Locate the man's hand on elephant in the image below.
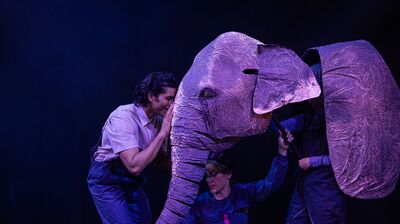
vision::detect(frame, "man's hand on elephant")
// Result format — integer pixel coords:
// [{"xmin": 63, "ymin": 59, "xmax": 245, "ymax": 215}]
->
[
  {"xmin": 160, "ymin": 103, "xmax": 174, "ymax": 138},
  {"xmin": 298, "ymin": 158, "xmax": 311, "ymax": 170},
  {"xmin": 278, "ymin": 130, "xmax": 293, "ymax": 156}
]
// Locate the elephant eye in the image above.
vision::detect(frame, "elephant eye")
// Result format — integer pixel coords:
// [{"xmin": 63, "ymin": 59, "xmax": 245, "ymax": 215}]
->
[{"xmin": 199, "ymin": 88, "xmax": 217, "ymax": 99}]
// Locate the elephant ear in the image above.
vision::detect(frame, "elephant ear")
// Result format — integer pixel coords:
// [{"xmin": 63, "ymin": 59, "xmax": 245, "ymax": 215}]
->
[{"xmin": 252, "ymin": 44, "xmax": 321, "ymax": 114}]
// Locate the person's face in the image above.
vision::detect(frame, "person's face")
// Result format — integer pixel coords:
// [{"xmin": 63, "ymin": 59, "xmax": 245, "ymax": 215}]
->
[
  {"xmin": 149, "ymin": 87, "xmax": 177, "ymax": 116},
  {"xmin": 205, "ymin": 163, "xmax": 231, "ymax": 194}
]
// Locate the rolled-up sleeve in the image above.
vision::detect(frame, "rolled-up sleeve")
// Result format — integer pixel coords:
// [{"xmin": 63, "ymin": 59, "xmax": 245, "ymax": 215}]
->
[{"xmin": 309, "ymin": 155, "xmax": 331, "ymax": 168}]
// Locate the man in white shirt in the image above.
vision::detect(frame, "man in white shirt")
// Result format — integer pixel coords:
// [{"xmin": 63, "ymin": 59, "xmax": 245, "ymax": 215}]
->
[{"xmin": 88, "ymin": 71, "xmax": 178, "ymax": 224}]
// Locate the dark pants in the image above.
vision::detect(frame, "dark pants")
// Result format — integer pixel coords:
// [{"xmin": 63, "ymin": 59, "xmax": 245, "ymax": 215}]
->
[
  {"xmin": 286, "ymin": 167, "xmax": 347, "ymax": 224},
  {"xmin": 87, "ymin": 159, "xmax": 152, "ymax": 224}
]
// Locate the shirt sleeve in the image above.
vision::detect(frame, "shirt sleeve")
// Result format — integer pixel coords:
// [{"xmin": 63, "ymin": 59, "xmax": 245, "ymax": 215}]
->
[
  {"xmin": 104, "ymin": 110, "xmax": 140, "ymax": 154},
  {"xmin": 280, "ymin": 113, "xmax": 305, "ymax": 133},
  {"xmin": 243, "ymin": 154, "xmax": 289, "ymax": 205},
  {"xmin": 309, "ymin": 155, "xmax": 331, "ymax": 168}
]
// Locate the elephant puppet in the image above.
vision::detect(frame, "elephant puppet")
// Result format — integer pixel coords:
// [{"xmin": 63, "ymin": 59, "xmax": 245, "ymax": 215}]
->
[
  {"xmin": 157, "ymin": 32, "xmax": 400, "ymax": 223},
  {"xmin": 156, "ymin": 31, "xmax": 321, "ymax": 224}
]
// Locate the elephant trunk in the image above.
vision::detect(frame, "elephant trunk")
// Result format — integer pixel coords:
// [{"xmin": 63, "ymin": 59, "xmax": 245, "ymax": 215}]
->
[
  {"xmin": 156, "ymin": 99, "xmax": 211, "ymax": 223},
  {"xmin": 156, "ymin": 130, "xmax": 210, "ymax": 223}
]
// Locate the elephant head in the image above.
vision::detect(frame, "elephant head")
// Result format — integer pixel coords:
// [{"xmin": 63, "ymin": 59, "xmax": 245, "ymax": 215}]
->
[{"xmin": 156, "ymin": 32, "xmax": 320, "ymax": 223}]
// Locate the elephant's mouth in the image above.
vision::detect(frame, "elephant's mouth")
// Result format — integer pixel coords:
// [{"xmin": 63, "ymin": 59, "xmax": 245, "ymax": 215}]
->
[{"xmin": 193, "ymin": 130, "xmax": 240, "ymax": 152}]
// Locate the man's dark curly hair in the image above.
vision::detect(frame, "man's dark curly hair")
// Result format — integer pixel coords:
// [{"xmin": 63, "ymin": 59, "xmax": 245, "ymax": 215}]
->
[{"xmin": 134, "ymin": 71, "xmax": 178, "ymax": 107}]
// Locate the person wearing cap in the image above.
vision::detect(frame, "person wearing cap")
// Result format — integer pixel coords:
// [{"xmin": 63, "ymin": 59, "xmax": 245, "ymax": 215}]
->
[{"xmin": 184, "ymin": 131, "xmax": 293, "ymax": 224}]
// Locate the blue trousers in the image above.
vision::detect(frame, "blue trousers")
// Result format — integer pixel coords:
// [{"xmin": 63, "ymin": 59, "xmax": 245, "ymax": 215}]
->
[
  {"xmin": 88, "ymin": 159, "xmax": 152, "ymax": 224},
  {"xmin": 286, "ymin": 167, "xmax": 347, "ymax": 224}
]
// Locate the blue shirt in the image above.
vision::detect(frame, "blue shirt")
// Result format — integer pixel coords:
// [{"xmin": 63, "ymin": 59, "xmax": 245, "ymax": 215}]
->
[{"xmin": 185, "ymin": 155, "xmax": 288, "ymax": 224}]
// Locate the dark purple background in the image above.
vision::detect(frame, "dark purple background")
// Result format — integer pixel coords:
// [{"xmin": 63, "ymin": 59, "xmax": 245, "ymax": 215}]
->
[{"xmin": 1, "ymin": 0, "xmax": 398, "ymax": 223}]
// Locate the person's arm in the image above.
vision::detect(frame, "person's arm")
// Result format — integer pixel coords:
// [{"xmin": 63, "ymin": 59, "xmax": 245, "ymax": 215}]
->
[
  {"xmin": 298, "ymin": 155, "xmax": 331, "ymax": 171},
  {"xmin": 120, "ymin": 105, "xmax": 174, "ymax": 175},
  {"xmin": 254, "ymin": 154, "xmax": 288, "ymax": 200},
  {"xmin": 251, "ymin": 131, "xmax": 292, "ymax": 203}
]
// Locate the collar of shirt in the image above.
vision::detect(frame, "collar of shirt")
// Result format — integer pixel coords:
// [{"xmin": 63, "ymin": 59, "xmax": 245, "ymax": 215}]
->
[{"xmin": 136, "ymin": 105, "xmax": 153, "ymax": 127}]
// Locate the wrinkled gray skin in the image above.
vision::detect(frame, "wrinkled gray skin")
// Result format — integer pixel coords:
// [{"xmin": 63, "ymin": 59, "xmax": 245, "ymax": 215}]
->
[
  {"xmin": 304, "ymin": 40, "xmax": 400, "ymax": 199},
  {"xmin": 156, "ymin": 32, "xmax": 320, "ymax": 224}
]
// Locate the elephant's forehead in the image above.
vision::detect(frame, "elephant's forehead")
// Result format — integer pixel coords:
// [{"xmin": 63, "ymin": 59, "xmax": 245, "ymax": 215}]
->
[
  {"xmin": 196, "ymin": 49, "xmax": 259, "ymax": 89},
  {"xmin": 200, "ymin": 56, "xmax": 245, "ymax": 88},
  {"xmin": 180, "ymin": 32, "xmax": 262, "ymax": 92}
]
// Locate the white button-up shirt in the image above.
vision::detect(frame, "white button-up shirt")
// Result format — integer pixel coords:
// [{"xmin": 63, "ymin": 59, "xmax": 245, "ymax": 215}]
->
[{"xmin": 94, "ymin": 104, "xmax": 164, "ymax": 162}]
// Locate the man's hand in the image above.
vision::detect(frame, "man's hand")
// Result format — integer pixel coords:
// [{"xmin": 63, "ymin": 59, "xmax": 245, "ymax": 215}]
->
[
  {"xmin": 159, "ymin": 103, "xmax": 174, "ymax": 138},
  {"xmin": 278, "ymin": 130, "xmax": 293, "ymax": 157},
  {"xmin": 298, "ymin": 158, "xmax": 310, "ymax": 170}
]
